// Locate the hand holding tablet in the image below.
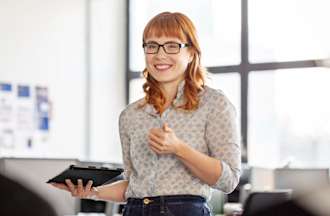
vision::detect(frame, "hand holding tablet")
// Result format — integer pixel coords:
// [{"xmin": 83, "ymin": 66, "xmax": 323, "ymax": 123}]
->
[
  {"xmin": 47, "ymin": 165, "xmax": 123, "ymax": 199},
  {"xmin": 47, "ymin": 165, "xmax": 123, "ymax": 186}
]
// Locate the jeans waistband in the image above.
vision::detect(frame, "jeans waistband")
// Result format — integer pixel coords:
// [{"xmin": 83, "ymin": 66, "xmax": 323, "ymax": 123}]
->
[{"xmin": 127, "ymin": 195, "xmax": 206, "ymax": 206}]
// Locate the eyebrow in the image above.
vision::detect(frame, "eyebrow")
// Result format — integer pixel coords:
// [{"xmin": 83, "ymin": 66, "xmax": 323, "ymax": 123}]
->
[{"xmin": 145, "ymin": 40, "xmax": 181, "ymax": 44}]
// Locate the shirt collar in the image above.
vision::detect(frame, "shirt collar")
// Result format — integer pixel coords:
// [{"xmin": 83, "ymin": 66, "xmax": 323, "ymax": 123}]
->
[
  {"xmin": 143, "ymin": 102, "xmax": 158, "ymax": 116},
  {"xmin": 172, "ymin": 79, "xmax": 185, "ymax": 106}
]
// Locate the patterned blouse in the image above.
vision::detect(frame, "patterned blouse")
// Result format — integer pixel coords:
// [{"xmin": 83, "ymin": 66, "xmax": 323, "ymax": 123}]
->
[{"xmin": 119, "ymin": 81, "xmax": 241, "ymax": 200}]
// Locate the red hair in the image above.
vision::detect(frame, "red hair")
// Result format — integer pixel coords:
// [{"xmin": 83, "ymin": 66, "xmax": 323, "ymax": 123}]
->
[{"xmin": 140, "ymin": 12, "xmax": 206, "ymax": 114}]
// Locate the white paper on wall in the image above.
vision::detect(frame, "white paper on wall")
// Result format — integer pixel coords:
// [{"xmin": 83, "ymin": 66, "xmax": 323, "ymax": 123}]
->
[
  {"xmin": 0, "ymin": 83, "xmax": 15, "ymax": 150},
  {"xmin": 0, "ymin": 82, "xmax": 51, "ymax": 157}
]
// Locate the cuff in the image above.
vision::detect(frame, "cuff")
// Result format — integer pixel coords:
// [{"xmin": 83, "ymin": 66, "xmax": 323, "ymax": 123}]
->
[{"xmin": 211, "ymin": 161, "xmax": 236, "ymax": 194}]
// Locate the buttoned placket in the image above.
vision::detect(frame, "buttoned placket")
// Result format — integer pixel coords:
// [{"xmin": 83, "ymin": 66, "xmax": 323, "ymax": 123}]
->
[
  {"xmin": 150, "ymin": 106, "xmax": 172, "ymax": 195},
  {"xmin": 144, "ymin": 80, "xmax": 185, "ymax": 196}
]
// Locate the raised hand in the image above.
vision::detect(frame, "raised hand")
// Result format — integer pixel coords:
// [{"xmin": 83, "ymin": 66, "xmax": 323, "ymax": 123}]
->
[{"xmin": 148, "ymin": 123, "xmax": 185, "ymax": 155}]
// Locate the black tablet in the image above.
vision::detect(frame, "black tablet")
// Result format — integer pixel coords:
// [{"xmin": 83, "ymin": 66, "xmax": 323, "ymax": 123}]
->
[{"xmin": 47, "ymin": 165, "xmax": 123, "ymax": 186}]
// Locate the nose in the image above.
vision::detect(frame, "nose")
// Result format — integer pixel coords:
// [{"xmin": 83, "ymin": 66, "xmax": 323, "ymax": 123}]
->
[{"xmin": 155, "ymin": 45, "xmax": 167, "ymax": 57}]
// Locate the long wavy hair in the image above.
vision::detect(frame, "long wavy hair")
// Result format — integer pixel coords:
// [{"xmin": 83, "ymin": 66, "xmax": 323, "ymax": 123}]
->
[{"xmin": 140, "ymin": 12, "xmax": 206, "ymax": 114}]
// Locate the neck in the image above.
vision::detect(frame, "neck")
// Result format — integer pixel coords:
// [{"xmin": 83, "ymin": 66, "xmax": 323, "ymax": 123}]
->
[{"xmin": 160, "ymin": 78, "xmax": 184, "ymax": 106}]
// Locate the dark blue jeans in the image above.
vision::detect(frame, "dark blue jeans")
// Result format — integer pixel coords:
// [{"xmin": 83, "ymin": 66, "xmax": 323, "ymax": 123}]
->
[{"xmin": 123, "ymin": 195, "xmax": 212, "ymax": 216}]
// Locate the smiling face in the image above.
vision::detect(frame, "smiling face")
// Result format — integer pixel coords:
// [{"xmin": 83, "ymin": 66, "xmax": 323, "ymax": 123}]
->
[{"xmin": 144, "ymin": 36, "xmax": 192, "ymax": 87}]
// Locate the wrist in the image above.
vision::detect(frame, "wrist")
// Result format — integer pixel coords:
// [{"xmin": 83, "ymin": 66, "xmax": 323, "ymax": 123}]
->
[
  {"xmin": 88, "ymin": 186, "xmax": 100, "ymax": 200},
  {"xmin": 175, "ymin": 140, "xmax": 188, "ymax": 158}
]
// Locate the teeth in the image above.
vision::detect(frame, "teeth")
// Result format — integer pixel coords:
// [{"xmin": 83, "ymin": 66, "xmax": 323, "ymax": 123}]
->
[{"xmin": 155, "ymin": 64, "xmax": 171, "ymax": 70}]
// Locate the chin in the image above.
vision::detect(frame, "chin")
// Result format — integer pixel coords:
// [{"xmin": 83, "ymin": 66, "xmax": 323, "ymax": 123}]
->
[
  {"xmin": 154, "ymin": 77, "xmax": 172, "ymax": 83},
  {"xmin": 150, "ymin": 74, "xmax": 171, "ymax": 82},
  {"xmin": 150, "ymin": 72, "xmax": 184, "ymax": 84}
]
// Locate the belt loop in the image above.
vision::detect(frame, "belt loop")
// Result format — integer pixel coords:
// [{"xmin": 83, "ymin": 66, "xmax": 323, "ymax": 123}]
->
[{"xmin": 160, "ymin": 196, "xmax": 165, "ymax": 214}]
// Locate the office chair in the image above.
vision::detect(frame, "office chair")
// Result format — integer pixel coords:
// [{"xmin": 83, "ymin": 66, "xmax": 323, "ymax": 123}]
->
[{"xmin": 242, "ymin": 190, "xmax": 291, "ymax": 216}]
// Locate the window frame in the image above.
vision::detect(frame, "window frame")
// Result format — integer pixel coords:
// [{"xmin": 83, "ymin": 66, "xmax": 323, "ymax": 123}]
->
[{"xmin": 125, "ymin": 0, "xmax": 328, "ymax": 162}]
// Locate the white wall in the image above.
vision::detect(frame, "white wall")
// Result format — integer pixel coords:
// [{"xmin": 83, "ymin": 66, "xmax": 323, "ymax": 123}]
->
[
  {"xmin": 89, "ymin": 0, "xmax": 126, "ymax": 163},
  {"xmin": 0, "ymin": 0, "xmax": 126, "ymax": 162}
]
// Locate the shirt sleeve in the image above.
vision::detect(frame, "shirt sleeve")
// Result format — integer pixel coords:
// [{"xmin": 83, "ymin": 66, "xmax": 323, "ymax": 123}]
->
[
  {"xmin": 119, "ymin": 109, "xmax": 133, "ymax": 181},
  {"xmin": 205, "ymin": 92, "xmax": 241, "ymax": 193}
]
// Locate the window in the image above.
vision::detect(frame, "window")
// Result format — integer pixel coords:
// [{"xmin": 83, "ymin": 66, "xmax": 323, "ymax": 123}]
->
[
  {"xmin": 127, "ymin": 0, "xmax": 330, "ymax": 166},
  {"xmin": 129, "ymin": 78, "xmax": 144, "ymax": 104},
  {"xmin": 207, "ymin": 72, "xmax": 241, "ymax": 133},
  {"xmin": 249, "ymin": 0, "xmax": 330, "ymax": 63},
  {"xmin": 129, "ymin": 0, "xmax": 241, "ymax": 71},
  {"xmin": 249, "ymin": 68, "xmax": 330, "ymax": 167}
]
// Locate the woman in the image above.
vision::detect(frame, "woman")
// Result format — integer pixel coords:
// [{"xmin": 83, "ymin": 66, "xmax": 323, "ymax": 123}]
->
[{"xmin": 52, "ymin": 12, "xmax": 241, "ymax": 216}]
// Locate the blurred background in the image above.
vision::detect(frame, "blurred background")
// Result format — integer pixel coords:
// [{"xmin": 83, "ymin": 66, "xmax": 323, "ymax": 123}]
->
[{"xmin": 0, "ymin": 0, "xmax": 329, "ymax": 216}]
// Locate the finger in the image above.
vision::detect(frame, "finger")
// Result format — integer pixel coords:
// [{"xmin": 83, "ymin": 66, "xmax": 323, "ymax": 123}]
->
[
  {"xmin": 50, "ymin": 183, "xmax": 70, "ymax": 192},
  {"xmin": 149, "ymin": 139, "xmax": 164, "ymax": 152},
  {"xmin": 149, "ymin": 128, "xmax": 165, "ymax": 139},
  {"xmin": 149, "ymin": 127, "xmax": 159, "ymax": 135},
  {"xmin": 163, "ymin": 123, "xmax": 172, "ymax": 132},
  {"xmin": 149, "ymin": 133, "xmax": 164, "ymax": 145},
  {"xmin": 77, "ymin": 179, "xmax": 84, "ymax": 194},
  {"xmin": 151, "ymin": 145, "xmax": 168, "ymax": 154},
  {"xmin": 149, "ymin": 137, "xmax": 162, "ymax": 148},
  {"xmin": 150, "ymin": 145, "xmax": 162, "ymax": 154},
  {"xmin": 85, "ymin": 180, "xmax": 93, "ymax": 192},
  {"xmin": 65, "ymin": 179, "xmax": 76, "ymax": 194}
]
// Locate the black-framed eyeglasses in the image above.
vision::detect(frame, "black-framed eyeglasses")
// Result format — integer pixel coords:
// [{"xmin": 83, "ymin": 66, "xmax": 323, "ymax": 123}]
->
[{"xmin": 142, "ymin": 42, "xmax": 190, "ymax": 54}]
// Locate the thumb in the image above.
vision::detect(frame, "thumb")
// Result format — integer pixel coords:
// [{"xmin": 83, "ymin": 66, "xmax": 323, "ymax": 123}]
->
[{"xmin": 163, "ymin": 123, "xmax": 171, "ymax": 132}]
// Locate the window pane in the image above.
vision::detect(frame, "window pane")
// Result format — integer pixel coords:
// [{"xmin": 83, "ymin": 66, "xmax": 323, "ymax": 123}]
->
[
  {"xmin": 249, "ymin": 0, "xmax": 330, "ymax": 63},
  {"xmin": 129, "ymin": 78, "xmax": 145, "ymax": 103},
  {"xmin": 129, "ymin": 0, "xmax": 241, "ymax": 71},
  {"xmin": 248, "ymin": 68, "xmax": 330, "ymax": 167},
  {"xmin": 207, "ymin": 72, "xmax": 241, "ymax": 134}
]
